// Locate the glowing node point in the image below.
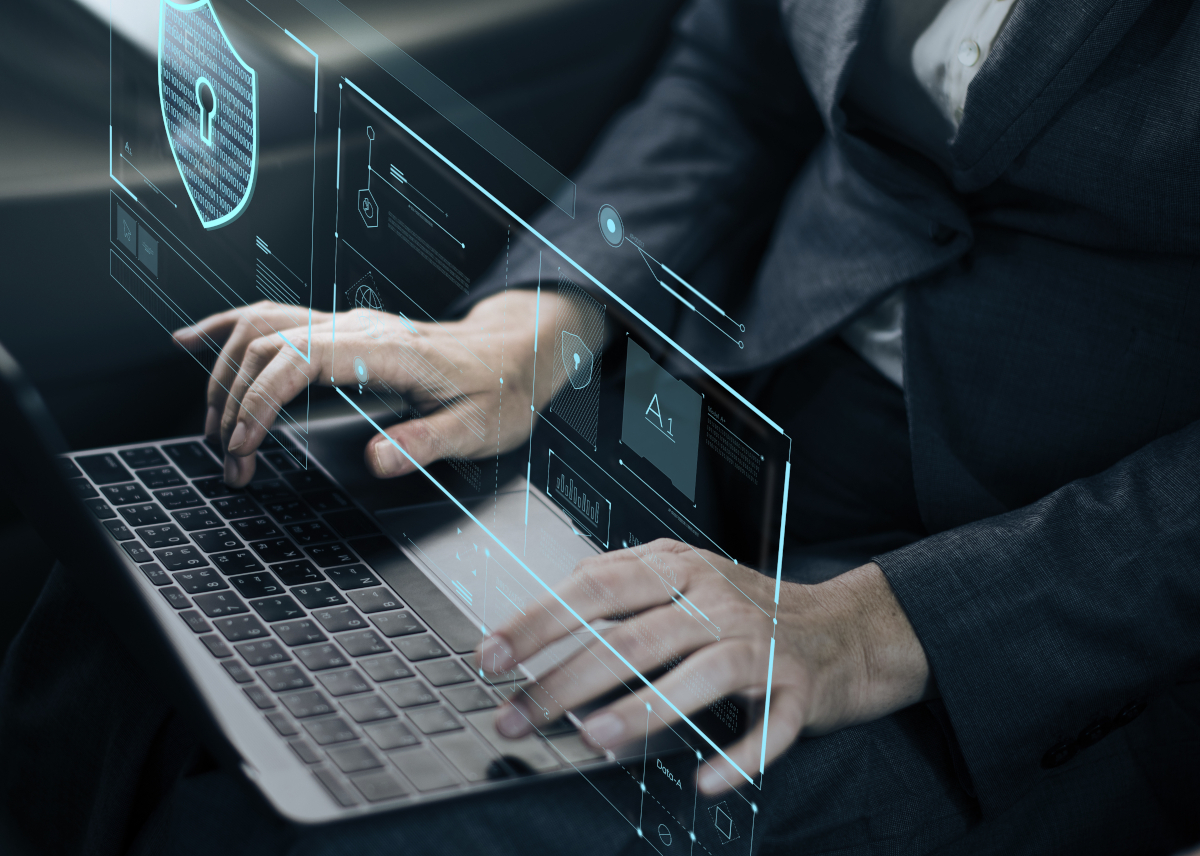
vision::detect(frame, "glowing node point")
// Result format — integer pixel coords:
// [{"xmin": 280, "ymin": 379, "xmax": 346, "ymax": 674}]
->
[
  {"xmin": 597, "ymin": 204, "xmax": 623, "ymax": 248},
  {"xmin": 636, "ymin": 828, "xmax": 643, "ymax": 838},
  {"xmin": 639, "ymin": 782, "xmax": 646, "ymax": 792},
  {"xmin": 645, "ymin": 702, "xmax": 652, "ymax": 711},
  {"xmin": 751, "ymin": 803, "xmax": 758, "ymax": 813},
  {"xmin": 606, "ymin": 218, "xmax": 615, "ymax": 233},
  {"xmin": 696, "ymin": 750, "xmax": 702, "ymax": 760},
  {"xmin": 773, "ymin": 617, "xmax": 777, "ymax": 624},
  {"xmin": 690, "ymin": 832, "xmax": 696, "ymax": 841}
]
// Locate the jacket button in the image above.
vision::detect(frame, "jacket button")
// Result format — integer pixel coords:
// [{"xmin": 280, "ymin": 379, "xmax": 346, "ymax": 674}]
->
[
  {"xmin": 1041, "ymin": 741, "xmax": 1077, "ymax": 769},
  {"xmin": 1076, "ymin": 718, "xmax": 1112, "ymax": 748},
  {"xmin": 1114, "ymin": 700, "xmax": 1147, "ymax": 727}
]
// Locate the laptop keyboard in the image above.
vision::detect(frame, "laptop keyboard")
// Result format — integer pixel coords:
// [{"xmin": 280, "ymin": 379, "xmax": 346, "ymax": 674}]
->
[{"xmin": 68, "ymin": 434, "xmax": 595, "ymax": 808}]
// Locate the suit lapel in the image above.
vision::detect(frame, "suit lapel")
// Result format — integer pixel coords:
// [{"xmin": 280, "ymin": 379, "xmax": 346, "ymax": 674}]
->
[
  {"xmin": 780, "ymin": 0, "xmax": 879, "ymax": 123},
  {"xmin": 951, "ymin": 0, "xmax": 1156, "ymax": 189}
]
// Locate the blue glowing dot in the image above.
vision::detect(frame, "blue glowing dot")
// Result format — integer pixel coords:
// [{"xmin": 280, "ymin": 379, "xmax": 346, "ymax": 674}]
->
[{"xmin": 606, "ymin": 218, "xmax": 616, "ymax": 233}]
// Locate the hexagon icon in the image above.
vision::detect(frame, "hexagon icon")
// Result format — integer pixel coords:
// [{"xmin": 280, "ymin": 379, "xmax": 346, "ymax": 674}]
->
[
  {"xmin": 561, "ymin": 331, "xmax": 593, "ymax": 390},
  {"xmin": 358, "ymin": 188, "xmax": 379, "ymax": 228}
]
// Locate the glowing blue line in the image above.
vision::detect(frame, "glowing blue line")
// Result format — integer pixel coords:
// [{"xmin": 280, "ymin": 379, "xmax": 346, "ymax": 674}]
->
[
  {"xmin": 760, "ymin": 637, "xmax": 776, "ymax": 775},
  {"xmin": 336, "ymin": 387, "xmax": 754, "ymax": 784},
  {"xmin": 452, "ymin": 579, "xmax": 474, "ymax": 605},
  {"xmin": 495, "ymin": 584, "xmax": 526, "ymax": 616},
  {"xmin": 109, "ymin": 126, "xmax": 137, "ymax": 201},
  {"xmin": 343, "ymin": 77, "xmax": 785, "ymax": 436},
  {"xmin": 119, "ymin": 153, "xmax": 177, "ymax": 208},
  {"xmin": 283, "ymin": 29, "xmax": 319, "ymax": 113},
  {"xmin": 774, "ymin": 461, "xmax": 790, "ymax": 606},
  {"xmin": 372, "ymin": 167, "xmax": 464, "ymax": 247},
  {"xmin": 336, "ymin": 127, "xmax": 341, "ymax": 189},
  {"xmin": 524, "ymin": 462, "xmax": 531, "ymax": 527}
]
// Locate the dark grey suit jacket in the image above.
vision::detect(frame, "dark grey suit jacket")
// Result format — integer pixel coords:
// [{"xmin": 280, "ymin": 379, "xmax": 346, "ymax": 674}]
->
[{"xmin": 482, "ymin": 0, "xmax": 1200, "ymax": 823}]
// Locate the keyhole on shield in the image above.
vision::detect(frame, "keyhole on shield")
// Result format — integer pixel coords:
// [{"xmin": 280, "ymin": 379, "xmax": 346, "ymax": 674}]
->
[
  {"xmin": 196, "ymin": 78, "xmax": 217, "ymax": 147},
  {"xmin": 573, "ymin": 353, "xmax": 580, "ymax": 371}
]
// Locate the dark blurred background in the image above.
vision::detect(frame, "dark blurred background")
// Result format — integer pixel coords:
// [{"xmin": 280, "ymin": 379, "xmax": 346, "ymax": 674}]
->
[{"xmin": 0, "ymin": 0, "xmax": 682, "ymax": 675}]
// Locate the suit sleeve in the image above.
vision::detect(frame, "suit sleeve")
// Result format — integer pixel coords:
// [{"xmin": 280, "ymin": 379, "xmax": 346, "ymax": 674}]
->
[
  {"xmin": 459, "ymin": 0, "xmax": 822, "ymax": 330},
  {"xmin": 876, "ymin": 417, "xmax": 1200, "ymax": 815}
]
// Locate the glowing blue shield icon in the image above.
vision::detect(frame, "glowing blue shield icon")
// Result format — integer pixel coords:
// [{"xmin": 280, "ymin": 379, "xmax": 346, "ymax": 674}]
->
[{"xmin": 158, "ymin": 0, "xmax": 258, "ymax": 229}]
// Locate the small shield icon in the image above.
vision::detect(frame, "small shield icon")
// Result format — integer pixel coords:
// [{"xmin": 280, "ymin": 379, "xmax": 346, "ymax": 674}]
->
[
  {"xmin": 561, "ymin": 331, "xmax": 593, "ymax": 390},
  {"xmin": 159, "ymin": 0, "xmax": 258, "ymax": 229}
]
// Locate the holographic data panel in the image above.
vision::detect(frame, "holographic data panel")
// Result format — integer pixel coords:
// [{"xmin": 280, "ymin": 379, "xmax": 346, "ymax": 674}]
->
[
  {"xmin": 110, "ymin": 0, "xmax": 322, "ymax": 464},
  {"xmin": 334, "ymin": 81, "xmax": 792, "ymax": 853}
]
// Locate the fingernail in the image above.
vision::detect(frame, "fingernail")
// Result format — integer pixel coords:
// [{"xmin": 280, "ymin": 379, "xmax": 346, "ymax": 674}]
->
[
  {"xmin": 479, "ymin": 634, "xmax": 515, "ymax": 673},
  {"xmin": 224, "ymin": 453, "xmax": 250, "ymax": 485},
  {"xmin": 582, "ymin": 713, "xmax": 624, "ymax": 746},
  {"xmin": 205, "ymin": 407, "xmax": 220, "ymax": 438},
  {"xmin": 227, "ymin": 422, "xmax": 247, "ymax": 453},
  {"xmin": 495, "ymin": 704, "xmax": 532, "ymax": 738},
  {"xmin": 372, "ymin": 439, "xmax": 405, "ymax": 477}
]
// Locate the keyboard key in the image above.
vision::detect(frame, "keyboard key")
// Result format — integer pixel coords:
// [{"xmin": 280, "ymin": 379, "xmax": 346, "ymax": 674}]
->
[
  {"xmin": 289, "ymin": 739, "xmax": 321, "ymax": 763},
  {"xmin": 312, "ymin": 766, "xmax": 360, "ymax": 806},
  {"xmin": 213, "ymin": 614, "xmax": 267, "ymax": 641},
  {"xmin": 262, "ymin": 450, "xmax": 299, "ymax": 473},
  {"xmin": 100, "ymin": 483, "xmax": 149, "ymax": 505},
  {"xmin": 336, "ymin": 630, "xmax": 390, "ymax": 657},
  {"xmin": 312, "ymin": 605, "xmax": 367, "ymax": 633},
  {"xmin": 305, "ymin": 542, "xmax": 358, "ymax": 568},
  {"xmin": 154, "ymin": 487, "xmax": 204, "ymax": 510},
  {"xmin": 172, "ymin": 568, "xmax": 227, "ymax": 593},
  {"xmin": 84, "ymin": 499, "xmax": 117, "ymax": 519},
  {"xmin": 363, "ymin": 720, "xmax": 418, "ymax": 750},
  {"xmin": 406, "ymin": 706, "xmax": 462, "ymax": 735},
  {"xmin": 121, "ymin": 542, "xmax": 152, "ymax": 564},
  {"xmin": 119, "ymin": 503, "xmax": 168, "ymax": 527},
  {"xmin": 211, "ymin": 495, "xmax": 261, "ymax": 519},
  {"xmin": 249, "ymin": 595, "xmax": 304, "ymax": 623},
  {"xmin": 304, "ymin": 717, "xmax": 357, "ymax": 746},
  {"xmin": 103, "ymin": 520, "xmax": 135, "ymax": 540},
  {"xmin": 236, "ymin": 638, "xmax": 289, "ymax": 666},
  {"xmin": 136, "ymin": 466, "xmax": 185, "ymax": 489},
  {"xmin": 381, "ymin": 680, "xmax": 437, "ymax": 709},
  {"xmin": 68, "ymin": 478, "xmax": 99, "ymax": 500},
  {"xmin": 246, "ymin": 480, "xmax": 294, "ymax": 503},
  {"xmin": 258, "ymin": 665, "xmax": 312, "ymax": 692},
  {"xmin": 304, "ymin": 489, "xmax": 352, "ymax": 514},
  {"xmin": 193, "ymin": 591, "xmax": 248, "ymax": 617},
  {"xmin": 347, "ymin": 587, "xmax": 402, "ymax": 614},
  {"xmin": 138, "ymin": 563, "xmax": 170, "ymax": 586},
  {"xmin": 200, "ymin": 634, "xmax": 232, "ymax": 657},
  {"xmin": 77, "ymin": 453, "xmax": 133, "ymax": 484},
  {"xmin": 341, "ymin": 695, "xmax": 396, "ymax": 725},
  {"xmin": 118, "ymin": 446, "xmax": 166, "ymax": 469},
  {"xmin": 163, "ymin": 441, "xmax": 221, "ymax": 477},
  {"xmin": 57, "ymin": 458, "xmax": 82, "ymax": 478},
  {"xmin": 232, "ymin": 516, "xmax": 282, "ymax": 541},
  {"xmin": 273, "ymin": 560, "xmax": 324, "ymax": 586},
  {"xmin": 351, "ymin": 771, "xmax": 407, "ymax": 803},
  {"xmin": 326, "ymin": 565, "xmax": 381, "ymax": 591},
  {"xmin": 324, "ymin": 509, "xmax": 380, "ymax": 539},
  {"xmin": 136, "ymin": 524, "xmax": 187, "ymax": 549},
  {"xmin": 395, "ymin": 635, "xmax": 448, "ymax": 663},
  {"xmin": 281, "ymin": 690, "xmax": 335, "ymax": 718},
  {"xmin": 291, "ymin": 583, "xmax": 346, "ymax": 609},
  {"xmin": 441, "ymin": 685, "xmax": 497, "ymax": 713},
  {"xmin": 193, "ymin": 477, "xmax": 238, "ymax": 499},
  {"xmin": 154, "ymin": 546, "xmax": 209, "ymax": 571},
  {"xmin": 285, "ymin": 521, "xmax": 338, "ymax": 547},
  {"xmin": 229, "ymin": 571, "xmax": 283, "ymax": 599},
  {"xmin": 358, "ymin": 654, "xmax": 413, "ymax": 683},
  {"xmin": 180, "ymin": 610, "xmax": 211, "ymax": 633},
  {"xmin": 370, "ymin": 611, "xmax": 423, "ymax": 638},
  {"xmin": 160, "ymin": 587, "xmax": 190, "ymax": 609},
  {"xmin": 295, "ymin": 643, "xmax": 351, "ymax": 671},
  {"xmin": 273, "ymin": 619, "xmax": 327, "ymax": 646},
  {"xmin": 244, "ymin": 685, "xmax": 276, "ymax": 710},
  {"xmin": 250, "ymin": 539, "xmax": 303, "ymax": 564},
  {"xmin": 416, "ymin": 660, "xmax": 473, "ymax": 687},
  {"xmin": 211, "ymin": 550, "xmax": 263, "ymax": 575},
  {"xmin": 191, "ymin": 528, "xmax": 244, "ymax": 553},
  {"xmin": 263, "ymin": 498, "xmax": 314, "ymax": 524},
  {"xmin": 317, "ymin": 669, "xmax": 371, "ymax": 697},
  {"xmin": 222, "ymin": 660, "xmax": 254, "ymax": 683},
  {"xmin": 328, "ymin": 743, "xmax": 382, "ymax": 774},
  {"xmin": 172, "ymin": 508, "xmax": 222, "ymax": 531},
  {"xmin": 266, "ymin": 711, "xmax": 300, "ymax": 736},
  {"xmin": 284, "ymin": 470, "xmax": 332, "ymax": 493},
  {"xmin": 389, "ymin": 747, "xmax": 457, "ymax": 791}
]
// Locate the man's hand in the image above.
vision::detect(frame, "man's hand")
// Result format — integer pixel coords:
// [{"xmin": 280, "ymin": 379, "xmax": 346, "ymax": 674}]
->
[
  {"xmin": 172, "ymin": 292, "xmax": 567, "ymax": 485},
  {"xmin": 477, "ymin": 539, "xmax": 933, "ymax": 795}
]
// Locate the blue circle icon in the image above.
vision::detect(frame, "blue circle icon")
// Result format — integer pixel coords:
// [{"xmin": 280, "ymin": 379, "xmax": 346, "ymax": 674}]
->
[{"xmin": 597, "ymin": 204, "xmax": 623, "ymax": 248}]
